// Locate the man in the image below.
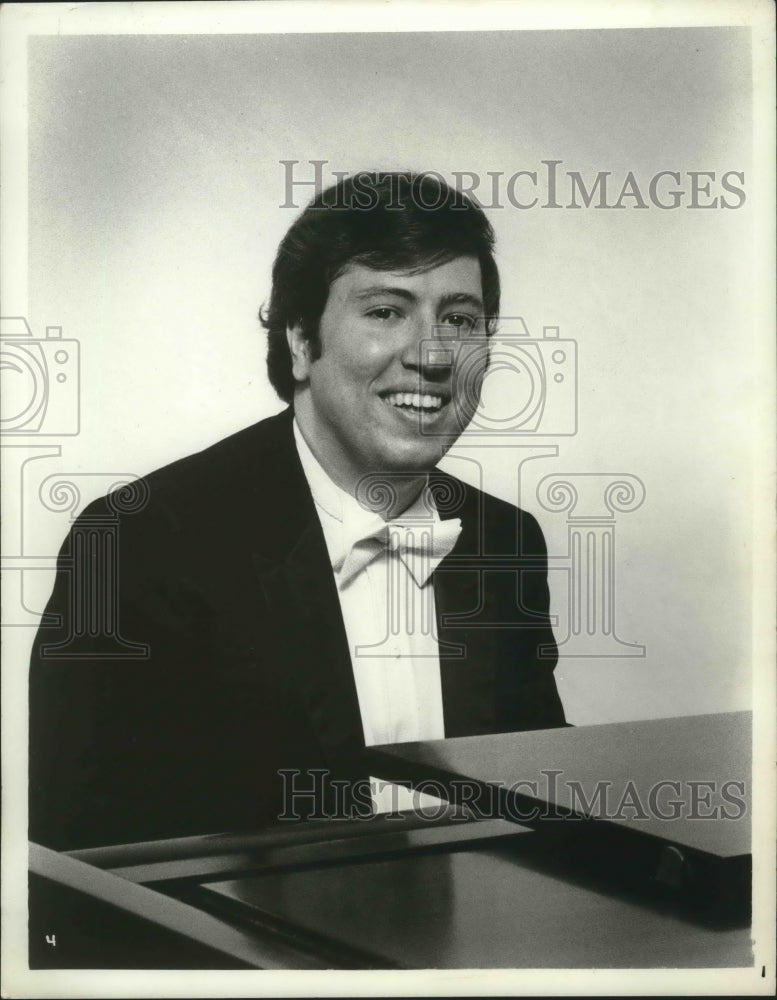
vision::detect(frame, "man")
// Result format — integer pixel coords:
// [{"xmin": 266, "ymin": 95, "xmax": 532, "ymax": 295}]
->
[{"xmin": 29, "ymin": 172, "xmax": 566, "ymax": 851}]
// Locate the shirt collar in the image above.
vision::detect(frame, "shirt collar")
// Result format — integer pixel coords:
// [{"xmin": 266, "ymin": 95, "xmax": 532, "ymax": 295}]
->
[{"xmin": 293, "ymin": 417, "xmax": 348, "ymax": 524}]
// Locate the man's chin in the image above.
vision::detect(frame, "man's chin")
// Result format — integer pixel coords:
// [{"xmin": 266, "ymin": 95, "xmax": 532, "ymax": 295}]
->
[
  {"xmin": 355, "ymin": 449, "xmax": 441, "ymax": 516},
  {"xmin": 375, "ymin": 441, "xmax": 456, "ymax": 475}
]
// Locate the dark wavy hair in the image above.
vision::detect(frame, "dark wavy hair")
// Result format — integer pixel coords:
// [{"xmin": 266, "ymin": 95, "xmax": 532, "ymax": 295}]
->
[{"xmin": 260, "ymin": 171, "xmax": 501, "ymax": 403}]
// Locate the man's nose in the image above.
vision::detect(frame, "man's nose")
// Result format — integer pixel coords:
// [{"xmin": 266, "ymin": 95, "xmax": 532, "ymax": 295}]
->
[{"xmin": 399, "ymin": 315, "xmax": 455, "ymax": 378}]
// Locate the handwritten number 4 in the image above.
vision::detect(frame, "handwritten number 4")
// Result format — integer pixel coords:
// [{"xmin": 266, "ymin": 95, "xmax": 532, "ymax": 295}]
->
[{"xmin": 45, "ymin": 934, "xmax": 56, "ymax": 947}]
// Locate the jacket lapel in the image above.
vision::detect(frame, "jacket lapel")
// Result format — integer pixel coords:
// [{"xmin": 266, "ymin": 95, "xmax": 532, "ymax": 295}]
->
[
  {"xmin": 247, "ymin": 412, "xmax": 365, "ymax": 767},
  {"xmin": 432, "ymin": 474, "xmax": 499, "ymax": 737}
]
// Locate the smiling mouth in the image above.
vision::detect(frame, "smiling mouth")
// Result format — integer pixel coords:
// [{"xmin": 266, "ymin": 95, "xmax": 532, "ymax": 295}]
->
[{"xmin": 381, "ymin": 391, "xmax": 446, "ymax": 414}]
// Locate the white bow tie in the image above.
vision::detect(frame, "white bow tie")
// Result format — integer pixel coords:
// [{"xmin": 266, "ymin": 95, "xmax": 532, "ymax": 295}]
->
[{"xmin": 334, "ymin": 509, "xmax": 462, "ymax": 589}]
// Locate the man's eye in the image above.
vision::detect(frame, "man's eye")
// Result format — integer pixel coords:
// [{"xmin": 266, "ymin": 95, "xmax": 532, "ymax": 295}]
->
[
  {"xmin": 366, "ymin": 307, "xmax": 399, "ymax": 321},
  {"xmin": 443, "ymin": 313, "xmax": 477, "ymax": 331}
]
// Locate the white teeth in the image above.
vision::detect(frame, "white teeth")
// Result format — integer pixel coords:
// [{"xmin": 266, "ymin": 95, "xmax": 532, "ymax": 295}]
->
[{"xmin": 385, "ymin": 392, "xmax": 443, "ymax": 411}]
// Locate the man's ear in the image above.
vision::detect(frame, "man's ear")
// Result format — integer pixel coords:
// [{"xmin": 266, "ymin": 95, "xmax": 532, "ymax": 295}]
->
[{"xmin": 286, "ymin": 323, "xmax": 313, "ymax": 382}]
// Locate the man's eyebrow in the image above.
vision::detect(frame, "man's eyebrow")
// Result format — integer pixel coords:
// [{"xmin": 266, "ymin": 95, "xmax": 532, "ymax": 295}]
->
[
  {"xmin": 352, "ymin": 286, "xmax": 418, "ymax": 301},
  {"xmin": 351, "ymin": 287, "xmax": 484, "ymax": 310},
  {"xmin": 438, "ymin": 292, "xmax": 484, "ymax": 311}
]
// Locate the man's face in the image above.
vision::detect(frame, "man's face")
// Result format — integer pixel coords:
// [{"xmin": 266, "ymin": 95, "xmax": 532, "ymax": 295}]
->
[{"xmin": 289, "ymin": 256, "xmax": 488, "ymax": 490}]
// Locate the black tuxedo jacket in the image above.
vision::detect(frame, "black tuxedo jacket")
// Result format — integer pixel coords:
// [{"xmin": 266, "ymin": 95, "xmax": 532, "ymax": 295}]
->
[{"xmin": 29, "ymin": 409, "xmax": 566, "ymax": 850}]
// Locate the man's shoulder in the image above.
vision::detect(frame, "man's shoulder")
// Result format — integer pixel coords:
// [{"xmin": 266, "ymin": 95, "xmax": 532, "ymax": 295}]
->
[
  {"xmin": 144, "ymin": 408, "xmax": 292, "ymax": 493},
  {"xmin": 85, "ymin": 408, "xmax": 297, "ymax": 530}
]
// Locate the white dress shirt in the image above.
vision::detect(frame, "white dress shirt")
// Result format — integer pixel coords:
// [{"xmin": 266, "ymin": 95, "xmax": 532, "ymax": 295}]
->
[{"xmin": 293, "ymin": 419, "xmax": 462, "ymax": 813}]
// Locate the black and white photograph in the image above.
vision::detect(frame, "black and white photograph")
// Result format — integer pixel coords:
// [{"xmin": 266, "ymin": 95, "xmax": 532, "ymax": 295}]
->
[{"xmin": 1, "ymin": 1, "xmax": 775, "ymax": 995}]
